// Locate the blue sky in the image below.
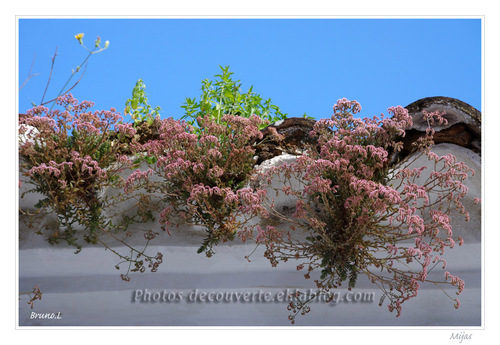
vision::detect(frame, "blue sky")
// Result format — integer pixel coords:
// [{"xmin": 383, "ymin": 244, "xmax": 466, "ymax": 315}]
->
[{"xmin": 18, "ymin": 18, "xmax": 482, "ymax": 122}]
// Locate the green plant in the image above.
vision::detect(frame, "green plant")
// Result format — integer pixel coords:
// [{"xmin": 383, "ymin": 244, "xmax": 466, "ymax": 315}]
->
[
  {"xmin": 181, "ymin": 65, "xmax": 287, "ymax": 130},
  {"xmin": 124, "ymin": 79, "xmax": 161, "ymax": 127}
]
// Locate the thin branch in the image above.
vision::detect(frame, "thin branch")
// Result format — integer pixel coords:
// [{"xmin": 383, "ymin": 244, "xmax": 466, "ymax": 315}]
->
[
  {"xmin": 19, "ymin": 53, "xmax": 40, "ymax": 91},
  {"xmin": 40, "ymin": 62, "xmax": 88, "ymax": 106},
  {"xmin": 40, "ymin": 47, "xmax": 58, "ymax": 105},
  {"xmin": 48, "ymin": 46, "xmax": 98, "ymax": 110}
]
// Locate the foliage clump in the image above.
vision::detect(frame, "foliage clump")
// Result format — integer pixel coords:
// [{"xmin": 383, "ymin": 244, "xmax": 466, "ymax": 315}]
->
[
  {"xmin": 127, "ymin": 114, "xmax": 269, "ymax": 256},
  {"xmin": 19, "ymin": 94, "xmax": 162, "ymax": 279},
  {"xmin": 125, "ymin": 66, "xmax": 287, "ymax": 256},
  {"xmin": 124, "ymin": 79, "xmax": 161, "ymax": 127},
  {"xmin": 255, "ymin": 98, "xmax": 474, "ymax": 323},
  {"xmin": 181, "ymin": 65, "xmax": 287, "ymax": 130}
]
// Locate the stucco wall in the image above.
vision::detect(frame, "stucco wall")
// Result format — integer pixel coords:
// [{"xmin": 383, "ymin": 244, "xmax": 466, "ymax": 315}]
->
[{"xmin": 18, "ymin": 141, "xmax": 481, "ymax": 326}]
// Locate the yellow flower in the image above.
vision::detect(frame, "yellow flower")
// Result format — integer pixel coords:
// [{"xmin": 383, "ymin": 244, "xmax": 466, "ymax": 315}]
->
[{"xmin": 75, "ymin": 33, "xmax": 84, "ymax": 45}]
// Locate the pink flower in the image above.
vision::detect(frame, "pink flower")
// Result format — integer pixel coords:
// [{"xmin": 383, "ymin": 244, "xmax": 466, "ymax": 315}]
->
[
  {"xmin": 386, "ymin": 244, "xmax": 398, "ymax": 255},
  {"xmin": 458, "ymin": 237, "xmax": 464, "ymax": 246},
  {"xmin": 124, "ymin": 169, "xmax": 153, "ymax": 193},
  {"xmin": 208, "ymin": 166, "xmax": 224, "ymax": 179},
  {"xmin": 116, "ymin": 123, "xmax": 136, "ymax": 136}
]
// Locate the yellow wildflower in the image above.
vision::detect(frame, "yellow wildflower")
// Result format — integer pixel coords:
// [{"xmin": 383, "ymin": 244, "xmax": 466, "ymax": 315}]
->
[{"xmin": 75, "ymin": 33, "xmax": 84, "ymax": 45}]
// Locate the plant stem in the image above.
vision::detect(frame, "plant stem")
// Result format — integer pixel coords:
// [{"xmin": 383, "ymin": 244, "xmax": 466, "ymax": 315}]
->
[{"xmin": 49, "ymin": 46, "xmax": 97, "ymax": 111}]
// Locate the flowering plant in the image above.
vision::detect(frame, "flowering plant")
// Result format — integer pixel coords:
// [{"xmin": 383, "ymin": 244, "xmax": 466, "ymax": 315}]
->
[
  {"xmin": 125, "ymin": 67, "xmax": 287, "ymax": 256},
  {"xmin": 256, "ymin": 99, "xmax": 475, "ymax": 323},
  {"xmin": 19, "ymin": 94, "xmax": 162, "ymax": 279},
  {"xmin": 127, "ymin": 114, "xmax": 270, "ymax": 256}
]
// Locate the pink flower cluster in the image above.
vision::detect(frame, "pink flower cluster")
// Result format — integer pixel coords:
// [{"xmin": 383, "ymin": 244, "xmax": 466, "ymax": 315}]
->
[
  {"xmin": 72, "ymin": 152, "xmax": 107, "ymax": 178},
  {"xmin": 19, "ymin": 94, "xmax": 136, "ymax": 238},
  {"xmin": 255, "ymin": 225, "xmax": 282, "ymax": 244},
  {"xmin": 257, "ymin": 98, "xmax": 474, "ymax": 322},
  {"xmin": 28, "ymin": 161, "xmax": 72, "ymax": 178},
  {"xmin": 445, "ymin": 271, "xmax": 465, "ymax": 295},
  {"xmin": 124, "ymin": 113, "xmax": 267, "ymax": 254},
  {"xmin": 124, "ymin": 169, "xmax": 153, "ymax": 193},
  {"xmin": 115, "ymin": 123, "xmax": 137, "ymax": 137}
]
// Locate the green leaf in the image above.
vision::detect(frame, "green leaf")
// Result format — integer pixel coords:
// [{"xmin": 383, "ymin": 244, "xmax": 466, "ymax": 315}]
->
[{"xmin": 34, "ymin": 198, "xmax": 50, "ymax": 209}]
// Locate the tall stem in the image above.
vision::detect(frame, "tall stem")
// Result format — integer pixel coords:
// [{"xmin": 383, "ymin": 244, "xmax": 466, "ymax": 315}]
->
[{"xmin": 49, "ymin": 46, "xmax": 97, "ymax": 111}]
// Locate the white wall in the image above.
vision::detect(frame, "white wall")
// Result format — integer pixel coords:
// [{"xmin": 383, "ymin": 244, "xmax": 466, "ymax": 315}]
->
[{"xmin": 18, "ymin": 143, "xmax": 481, "ymax": 327}]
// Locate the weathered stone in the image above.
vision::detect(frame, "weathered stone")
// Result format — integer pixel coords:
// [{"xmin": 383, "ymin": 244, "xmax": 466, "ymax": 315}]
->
[
  {"xmin": 403, "ymin": 96, "xmax": 481, "ymax": 154},
  {"xmin": 254, "ymin": 117, "xmax": 316, "ymax": 164},
  {"xmin": 405, "ymin": 96, "xmax": 481, "ymax": 133}
]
